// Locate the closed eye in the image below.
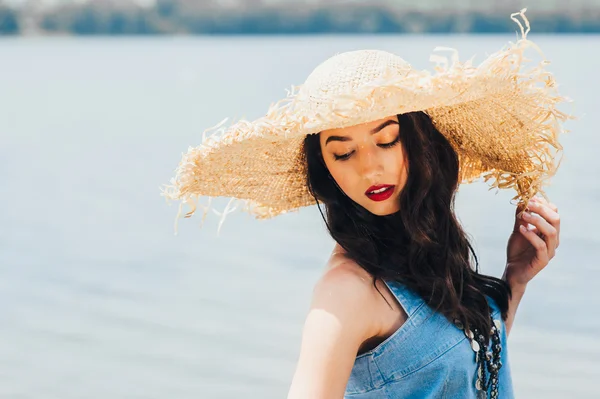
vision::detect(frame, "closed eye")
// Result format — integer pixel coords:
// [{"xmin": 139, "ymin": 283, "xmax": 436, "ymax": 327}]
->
[
  {"xmin": 333, "ymin": 134, "xmax": 401, "ymax": 161},
  {"xmin": 379, "ymin": 134, "xmax": 401, "ymax": 149},
  {"xmin": 334, "ymin": 151, "xmax": 354, "ymax": 161}
]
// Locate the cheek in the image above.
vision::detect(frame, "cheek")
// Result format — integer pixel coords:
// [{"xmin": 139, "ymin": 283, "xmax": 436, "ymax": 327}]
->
[
  {"xmin": 325, "ymin": 160, "xmax": 359, "ymax": 195},
  {"xmin": 387, "ymin": 146, "xmax": 408, "ymax": 176}
]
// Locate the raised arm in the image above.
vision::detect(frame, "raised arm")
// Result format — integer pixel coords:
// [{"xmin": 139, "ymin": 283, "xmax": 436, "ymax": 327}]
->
[
  {"xmin": 503, "ymin": 196, "xmax": 560, "ymax": 336},
  {"xmin": 500, "ymin": 281, "xmax": 526, "ymax": 336}
]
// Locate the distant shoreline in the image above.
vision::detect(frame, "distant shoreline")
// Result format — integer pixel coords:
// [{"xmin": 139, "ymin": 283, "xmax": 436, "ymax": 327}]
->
[{"xmin": 1, "ymin": 3, "xmax": 600, "ymax": 35}]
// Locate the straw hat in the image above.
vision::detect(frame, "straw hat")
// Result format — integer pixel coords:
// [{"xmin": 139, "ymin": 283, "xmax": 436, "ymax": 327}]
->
[{"xmin": 162, "ymin": 9, "xmax": 571, "ymax": 232}]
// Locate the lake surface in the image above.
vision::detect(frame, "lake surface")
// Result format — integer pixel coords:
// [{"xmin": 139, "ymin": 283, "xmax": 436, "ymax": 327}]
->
[{"xmin": 0, "ymin": 34, "xmax": 598, "ymax": 398}]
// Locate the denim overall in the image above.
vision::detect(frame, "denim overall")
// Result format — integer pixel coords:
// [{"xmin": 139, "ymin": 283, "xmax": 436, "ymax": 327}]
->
[{"xmin": 344, "ymin": 280, "xmax": 514, "ymax": 398}]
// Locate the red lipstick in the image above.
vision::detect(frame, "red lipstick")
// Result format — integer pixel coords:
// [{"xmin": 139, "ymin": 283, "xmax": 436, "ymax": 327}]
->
[{"xmin": 365, "ymin": 184, "xmax": 395, "ymax": 202}]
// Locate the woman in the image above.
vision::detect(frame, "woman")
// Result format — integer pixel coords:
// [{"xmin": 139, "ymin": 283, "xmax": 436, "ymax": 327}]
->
[
  {"xmin": 163, "ymin": 9, "xmax": 567, "ymax": 399},
  {"xmin": 287, "ymin": 112, "xmax": 560, "ymax": 398}
]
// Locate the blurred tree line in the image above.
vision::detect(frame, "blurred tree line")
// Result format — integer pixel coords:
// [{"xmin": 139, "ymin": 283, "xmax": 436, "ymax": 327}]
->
[
  {"xmin": 0, "ymin": 4, "xmax": 19, "ymax": 34},
  {"xmin": 1, "ymin": 0, "xmax": 600, "ymax": 35}
]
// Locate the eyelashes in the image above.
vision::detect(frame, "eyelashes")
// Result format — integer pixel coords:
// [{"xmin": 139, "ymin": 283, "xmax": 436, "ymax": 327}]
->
[
  {"xmin": 334, "ymin": 153, "xmax": 352, "ymax": 161},
  {"xmin": 333, "ymin": 134, "xmax": 401, "ymax": 161},
  {"xmin": 379, "ymin": 134, "xmax": 402, "ymax": 149}
]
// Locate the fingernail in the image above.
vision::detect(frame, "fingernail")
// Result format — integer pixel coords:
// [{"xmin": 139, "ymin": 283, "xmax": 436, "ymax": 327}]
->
[
  {"xmin": 522, "ymin": 212, "xmax": 531, "ymax": 219},
  {"xmin": 520, "ymin": 225, "xmax": 527, "ymax": 233}
]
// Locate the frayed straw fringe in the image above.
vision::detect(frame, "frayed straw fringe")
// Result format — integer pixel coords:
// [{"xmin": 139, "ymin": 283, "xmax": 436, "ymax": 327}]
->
[{"xmin": 161, "ymin": 8, "xmax": 573, "ymax": 235}]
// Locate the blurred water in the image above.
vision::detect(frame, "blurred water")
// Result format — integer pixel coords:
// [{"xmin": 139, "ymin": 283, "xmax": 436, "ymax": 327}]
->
[{"xmin": 0, "ymin": 35, "xmax": 598, "ymax": 398}]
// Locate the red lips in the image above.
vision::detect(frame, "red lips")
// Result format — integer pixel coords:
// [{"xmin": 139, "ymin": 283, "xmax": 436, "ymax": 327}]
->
[{"xmin": 365, "ymin": 184, "xmax": 395, "ymax": 202}]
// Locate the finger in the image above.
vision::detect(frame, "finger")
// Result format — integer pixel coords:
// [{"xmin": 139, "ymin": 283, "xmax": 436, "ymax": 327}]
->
[
  {"xmin": 522, "ymin": 209, "xmax": 557, "ymax": 258},
  {"xmin": 523, "ymin": 224, "xmax": 540, "ymax": 235},
  {"xmin": 521, "ymin": 210, "xmax": 558, "ymax": 259},
  {"xmin": 528, "ymin": 200, "xmax": 561, "ymax": 248},
  {"xmin": 519, "ymin": 224, "xmax": 550, "ymax": 268},
  {"xmin": 532, "ymin": 196, "xmax": 558, "ymax": 213},
  {"xmin": 514, "ymin": 200, "xmax": 534, "ymax": 232}
]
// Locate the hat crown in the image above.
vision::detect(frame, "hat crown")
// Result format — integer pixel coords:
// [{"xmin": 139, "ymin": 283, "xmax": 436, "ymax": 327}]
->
[{"xmin": 299, "ymin": 50, "xmax": 412, "ymax": 100}]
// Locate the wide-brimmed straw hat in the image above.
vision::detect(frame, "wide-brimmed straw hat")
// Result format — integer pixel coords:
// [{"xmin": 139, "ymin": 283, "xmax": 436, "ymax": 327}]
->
[{"xmin": 162, "ymin": 9, "xmax": 571, "ymax": 232}]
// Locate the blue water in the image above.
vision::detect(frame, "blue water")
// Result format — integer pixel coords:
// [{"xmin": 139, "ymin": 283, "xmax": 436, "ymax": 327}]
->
[{"xmin": 0, "ymin": 35, "xmax": 598, "ymax": 398}]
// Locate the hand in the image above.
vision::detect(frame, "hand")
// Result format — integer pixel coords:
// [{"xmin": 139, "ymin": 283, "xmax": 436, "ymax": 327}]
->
[{"xmin": 503, "ymin": 196, "xmax": 560, "ymax": 291}]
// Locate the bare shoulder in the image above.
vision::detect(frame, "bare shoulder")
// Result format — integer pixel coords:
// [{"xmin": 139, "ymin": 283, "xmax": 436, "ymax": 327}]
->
[
  {"xmin": 287, "ymin": 255, "xmax": 402, "ymax": 398},
  {"xmin": 287, "ymin": 258, "xmax": 380, "ymax": 398},
  {"xmin": 320, "ymin": 255, "xmax": 373, "ymax": 288},
  {"xmin": 310, "ymin": 256, "xmax": 382, "ymax": 332},
  {"xmin": 318, "ymin": 252, "xmax": 406, "ymax": 329}
]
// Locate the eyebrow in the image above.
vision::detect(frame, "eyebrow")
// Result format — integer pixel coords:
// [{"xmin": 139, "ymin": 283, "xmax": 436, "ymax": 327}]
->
[{"xmin": 325, "ymin": 119, "xmax": 398, "ymax": 145}]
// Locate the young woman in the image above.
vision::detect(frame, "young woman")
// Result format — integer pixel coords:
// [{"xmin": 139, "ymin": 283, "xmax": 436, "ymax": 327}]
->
[
  {"xmin": 163, "ymin": 9, "xmax": 567, "ymax": 399},
  {"xmin": 286, "ymin": 112, "xmax": 560, "ymax": 398}
]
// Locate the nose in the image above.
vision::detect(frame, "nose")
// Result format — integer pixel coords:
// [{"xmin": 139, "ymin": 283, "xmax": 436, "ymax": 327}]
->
[{"xmin": 358, "ymin": 145, "xmax": 383, "ymax": 180}]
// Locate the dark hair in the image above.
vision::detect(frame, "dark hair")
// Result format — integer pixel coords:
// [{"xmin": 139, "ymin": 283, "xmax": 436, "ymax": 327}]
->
[{"xmin": 302, "ymin": 111, "xmax": 511, "ymax": 342}]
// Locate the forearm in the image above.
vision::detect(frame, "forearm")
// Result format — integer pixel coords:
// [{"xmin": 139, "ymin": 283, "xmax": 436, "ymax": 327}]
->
[{"xmin": 502, "ymin": 278, "xmax": 527, "ymax": 337}]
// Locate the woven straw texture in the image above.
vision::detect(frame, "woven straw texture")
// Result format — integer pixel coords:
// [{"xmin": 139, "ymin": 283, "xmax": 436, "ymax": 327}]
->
[{"xmin": 162, "ymin": 9, "xmax": 571, "ymax": 232}]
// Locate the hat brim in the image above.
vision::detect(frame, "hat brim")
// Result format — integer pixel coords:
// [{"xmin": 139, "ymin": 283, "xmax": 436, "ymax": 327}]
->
[{"xmin": 162, "ymin": 14, "xmax": 571, "ymax": 230}]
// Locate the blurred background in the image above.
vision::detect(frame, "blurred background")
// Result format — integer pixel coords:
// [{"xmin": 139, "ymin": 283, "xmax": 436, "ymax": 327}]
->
[{"xmin": 1, "ymin": 1, "xmax": 598, "ymax": 398}]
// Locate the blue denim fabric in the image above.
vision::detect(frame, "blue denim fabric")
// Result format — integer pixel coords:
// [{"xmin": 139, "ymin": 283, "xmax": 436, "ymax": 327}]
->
[{"xmin": 345, "ymin": 280, "xmax": 514, "ymax": 398}]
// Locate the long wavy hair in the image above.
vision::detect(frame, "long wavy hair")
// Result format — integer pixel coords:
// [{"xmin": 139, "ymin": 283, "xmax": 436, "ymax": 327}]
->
[{"xmin": 302, "ymin": 111, "xmax": 511, "ymax": 341}]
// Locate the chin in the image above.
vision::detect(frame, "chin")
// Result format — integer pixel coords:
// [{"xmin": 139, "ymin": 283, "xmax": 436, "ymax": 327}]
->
[{"xmin": 365, "ymin": 205, "xmax": 400, "ymax": 216}]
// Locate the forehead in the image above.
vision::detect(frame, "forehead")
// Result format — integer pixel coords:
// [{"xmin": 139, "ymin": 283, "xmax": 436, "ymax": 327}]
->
[{"xmin": 320, "ymin": 115, "xmax": 398, "ymax": 138}]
